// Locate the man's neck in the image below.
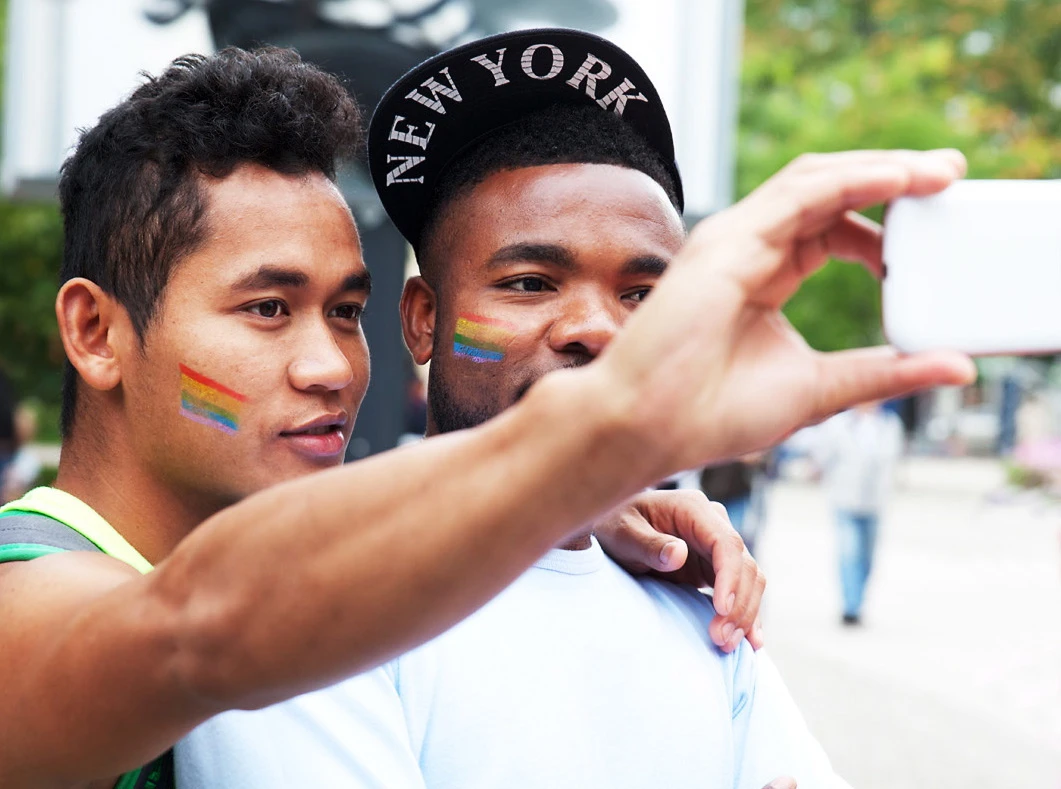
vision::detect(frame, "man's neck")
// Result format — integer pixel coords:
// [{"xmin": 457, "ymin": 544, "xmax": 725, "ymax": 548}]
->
[
  {"xmin": 559, "ymin": 529, "xmax": 593, "ymax": 551},
  {"xmin": 53, "ymin": 429, "xmax": 220, "ymax": 565},
  {"xmin": 425, "ymin": 418, "xmax": 592, "ymax": 551}
]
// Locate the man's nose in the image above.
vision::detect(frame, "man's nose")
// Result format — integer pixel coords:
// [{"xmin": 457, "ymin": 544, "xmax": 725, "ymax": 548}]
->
[
  {"xmin": 287, "ymin": 322, "xmax": 356, "ymax": 392},
  {"xmin": 547, "ymin": 292, "xmax": 624, "ymax": 358}
]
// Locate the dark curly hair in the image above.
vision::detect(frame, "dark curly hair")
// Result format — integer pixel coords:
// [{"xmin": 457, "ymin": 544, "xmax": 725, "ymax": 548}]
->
[
  {"xmin": 418, "ymin": 103, "xmax": 681, "ymax": 279},
  {"xmin": 58, "ymin": 46, "xmax": 360, "ymax": 435}
]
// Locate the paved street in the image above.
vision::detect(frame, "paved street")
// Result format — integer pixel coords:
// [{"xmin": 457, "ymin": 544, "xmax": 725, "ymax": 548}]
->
[{"xmin": 758, "ymin": 457, "xmax": 1061, "ymax": 789}]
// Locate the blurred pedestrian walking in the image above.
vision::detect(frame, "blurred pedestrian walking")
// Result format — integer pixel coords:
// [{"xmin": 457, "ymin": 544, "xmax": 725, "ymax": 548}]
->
[
  {"xmin": 809, "ymin": 402, "xmax": 904, "ymax": 626},
  {"xmin": 2, "ymin": 403, "xmax": 42, "ymax": 504},
  {"xmin": 699, "ymin": 454, "xmax": 772, "ymax": 558},
  {"xmin": 0, "ymin": 371, "xmax": 16, "ymax": 485}
]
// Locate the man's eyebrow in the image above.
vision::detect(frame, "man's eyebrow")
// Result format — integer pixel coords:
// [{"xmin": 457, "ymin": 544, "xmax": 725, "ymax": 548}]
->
[
  {"xmin": 341, "ymin": 271, "xmax": 372, "ymax": 294},
  {"xmin": 228, "ymin": 266, "xmax": 372, "ymax": 294},
  {"xmin": 487, "ymin": 243, "xmax": 576, "ymax": 271},
  {"xmin": 230, "ymin": 266, "xmax": 310, "ymax": 291},
  {"xmin": 622, "ymin": 256, "xmax": 669, "ymax": 277}
]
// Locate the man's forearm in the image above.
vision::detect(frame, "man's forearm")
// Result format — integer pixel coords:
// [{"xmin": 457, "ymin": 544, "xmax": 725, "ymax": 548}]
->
[
  {"xmin": 4, "ymin": 365, "xmax": 657, "ymax": 786},
  {"xmin": 6, "ymin": 148, "xmax": 976, "ymax": 786},
  {"xmin": 154, "ymin": 364, "xmax": 655, "ymax": 708}
]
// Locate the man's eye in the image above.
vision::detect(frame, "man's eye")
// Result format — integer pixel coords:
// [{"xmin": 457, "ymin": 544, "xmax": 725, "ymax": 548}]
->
[
  {"xmin": 506, "ymin": 277, "xmax": 549, "ymax": 293},
  {"xmin": 627, "ymin": 288, "xmax": 652, "ymax": 303},
  {"xmin": 330, "ymin": 303, "xmax": 364, "ymax": 321},
  {"xmin": 247, "ymin": 299, "xmax": 287, "ymax": 318}
]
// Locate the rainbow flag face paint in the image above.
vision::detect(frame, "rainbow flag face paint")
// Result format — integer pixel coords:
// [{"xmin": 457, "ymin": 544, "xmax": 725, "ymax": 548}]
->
[
  {"xmin": 454, "ymin": 314, "xmax": 517, "ymax": 363},
  {"xmin": 179, "ymin": 364, "xmax": 248, "ymax": 434}
]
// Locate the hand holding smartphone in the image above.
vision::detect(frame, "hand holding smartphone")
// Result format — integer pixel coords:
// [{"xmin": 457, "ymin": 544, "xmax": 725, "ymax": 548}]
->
[{"xmin": 882, "ymin": 180, "xmax": 1061, "ymax": 356}]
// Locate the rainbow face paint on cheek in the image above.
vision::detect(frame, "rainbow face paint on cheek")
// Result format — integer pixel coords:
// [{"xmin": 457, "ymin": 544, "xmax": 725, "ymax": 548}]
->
[
  {"xmin": 454, "ymin": 314, "xmax": 517, "ymax": 363},
  {"xmin": 179, "ymin": 364, "xmax": 248, "ymax": 434}
]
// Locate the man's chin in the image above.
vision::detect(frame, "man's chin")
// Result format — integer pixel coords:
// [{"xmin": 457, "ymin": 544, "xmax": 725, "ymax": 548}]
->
[
  {"xmin": 515, "ymin": 362, "xmax": 587, "ymax": 402},
  {"xmin": 428, "ymin": 363, "xmax": 591, "ymax": 435},
  {"xmin": 247, "ymin": 451, "xmax": 349, "ymax": 496}
]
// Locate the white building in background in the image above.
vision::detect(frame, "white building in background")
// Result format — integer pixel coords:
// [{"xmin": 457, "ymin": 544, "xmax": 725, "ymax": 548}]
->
[
  {"xmin": 2, "ymin": 0, "xmax": 211, "ymax": 199},
  {"xmin": 3, "ymin": 0, "xmax": 744, "ymax": 221}
]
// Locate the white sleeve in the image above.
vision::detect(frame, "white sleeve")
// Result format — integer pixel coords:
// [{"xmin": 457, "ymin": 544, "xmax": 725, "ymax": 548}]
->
[
  {"xmin": 730, "ymin": 646, "xmax": 852, "ymax": 789},
  {"xmin": 174, "ymin": 667, "xmax": 427, "ymax": 789}
]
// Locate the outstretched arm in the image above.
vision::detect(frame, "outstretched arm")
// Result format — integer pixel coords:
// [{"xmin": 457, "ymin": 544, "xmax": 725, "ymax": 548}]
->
[{"xmin": 0, "ymin": 149, "xmax": 974, "ymax": 787}]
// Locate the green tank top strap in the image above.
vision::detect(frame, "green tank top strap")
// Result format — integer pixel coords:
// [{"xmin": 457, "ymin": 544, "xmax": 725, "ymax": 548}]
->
[
  {"xmin": 114, "ymin": 749, "xmax": 174, "ymax": 789},
  {"xmin": 0, "ymin": 508, "xmax": 102, "ymax": 563},
  {"xmin": 0, "ymin": 493, "xmax": 174, "ymax": 789},
  {"xmin": 0, "ymin": 487, "xmax": 153, "ymax": 572}
]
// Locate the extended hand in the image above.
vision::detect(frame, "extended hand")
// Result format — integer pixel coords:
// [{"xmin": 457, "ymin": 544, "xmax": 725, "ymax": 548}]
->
[
  {"xmin": 594, "ymin": 489, "xmax": 765, "ymax": 652},
  {"xmin": 596, "ymin": 149, "xmax": 976, "ymax": 476}
]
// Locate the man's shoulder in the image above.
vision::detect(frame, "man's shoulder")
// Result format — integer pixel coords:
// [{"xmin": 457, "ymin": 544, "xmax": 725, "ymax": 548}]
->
[
  {"xmin": 630, "ymin": 574, "xmax": 728, "ymax": 650},
  {"xmin": 0, "ymin": 490, "xmax": 136, "ymax": 590},
  {"xmin": 586, "ymin": 550, "xmax": 722, "ymax": 637},
  {"xmin": 637, "ymin": 574, "xmax": 718, "ymax": 610},
  {"xmin": 0, "ymin": 509, "xmax": 99, "ymax": 557}
]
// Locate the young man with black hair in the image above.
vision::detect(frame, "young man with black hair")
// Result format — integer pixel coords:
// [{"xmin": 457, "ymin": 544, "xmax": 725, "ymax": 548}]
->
[
  {"xmin": 0, "ymin": 47, "xmax": 769, "ymax": 789},
  {"xmin": 175, "ymin": 29, "xmax": 973, "ymax": 789}
]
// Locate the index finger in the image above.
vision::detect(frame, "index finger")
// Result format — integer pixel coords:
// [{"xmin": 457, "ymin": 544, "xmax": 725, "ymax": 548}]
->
[
  {"xmin": 750, "ymin": 149, "xmax": 966, "ymax": 246},
  {"xmin": 811, "ymin": 345, "xmax": 976, "ymax": 423}
]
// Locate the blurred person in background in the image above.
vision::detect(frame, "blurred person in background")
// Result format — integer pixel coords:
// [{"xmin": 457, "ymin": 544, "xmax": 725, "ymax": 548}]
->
[
  {"xmin": 1, "ymin": 403, "xmax": 43, "ymax": 504},
  {"xmin": 809, "ymin": 401, "xmax": 904, "ymax": 626},
  {"xmin": 0, "ymin": 370, "xmax": 16, "ymax": 481},
  {"xmin": 700, "ymin": 453, "xmax": 773, "ymax": 558}
]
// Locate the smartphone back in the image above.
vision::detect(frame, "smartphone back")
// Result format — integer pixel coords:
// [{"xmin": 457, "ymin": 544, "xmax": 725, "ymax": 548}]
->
[{"xmin": 882, "ymin": 180, "xmax": 1061, "ymax": 355}]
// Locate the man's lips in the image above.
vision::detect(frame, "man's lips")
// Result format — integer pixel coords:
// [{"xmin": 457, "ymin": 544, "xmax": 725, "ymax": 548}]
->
[
  {"xmin": 282, "ymin": 413, "xmax": 348, "ymax": 435},
  {"xmin": 280, "ymin": 414, "xmax": 348, "ymax": 458}
]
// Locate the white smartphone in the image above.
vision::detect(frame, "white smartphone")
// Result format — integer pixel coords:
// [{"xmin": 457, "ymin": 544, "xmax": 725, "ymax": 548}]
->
[{"xmin": 882, "ymin": 180, "xmax": 1061, "ymax": 356}]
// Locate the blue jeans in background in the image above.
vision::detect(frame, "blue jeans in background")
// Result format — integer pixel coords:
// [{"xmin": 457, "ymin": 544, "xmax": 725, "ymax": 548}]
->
[
  {"xmin": 836, "ymin": 510, "xmax": 879, "ymax": 619},
  {"xmin": 719, "ymin": 495, "xmax": 755, "ymax": 557}
]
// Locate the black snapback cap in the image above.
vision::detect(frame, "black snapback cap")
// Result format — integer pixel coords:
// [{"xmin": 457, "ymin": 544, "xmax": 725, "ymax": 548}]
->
[{"xmin": 367, "ymin": 27, "xmax": 684, "ymax": 248}]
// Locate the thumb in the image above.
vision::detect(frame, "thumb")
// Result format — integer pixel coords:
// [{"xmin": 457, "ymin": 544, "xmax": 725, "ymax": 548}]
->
[
  {"xmin": 762, "ymin": 778, "xmax": 796, "ymax": 789},
  {"xmin": 815, "ymin": 347, "xmax": 974, "ymax": 420},
  {"xmin": 595, "ymin": 508, "xmax": 689, "ymax": 573},
  {"xmin": 655, "ymin": 536, "xmax": 689, "ymax": 573},
  {"xmin": 636, "ymin": 529, "xmax": 689, "ymax": 573}
]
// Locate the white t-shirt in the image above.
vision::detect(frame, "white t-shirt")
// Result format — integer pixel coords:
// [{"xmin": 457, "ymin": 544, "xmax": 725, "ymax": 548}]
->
[{"xmin": 176, "ymin": 539, "xmax": 848, "ymax": 789}]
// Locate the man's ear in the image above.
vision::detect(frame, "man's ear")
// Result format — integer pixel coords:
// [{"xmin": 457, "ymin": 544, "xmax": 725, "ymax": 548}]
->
[
  {"xmin": 55, "ymin": 278, "xmax": 131, "ymax": 393},
  {"xmin": 400, "ymin": 276, "xmax": 438, "ymax": 365}
]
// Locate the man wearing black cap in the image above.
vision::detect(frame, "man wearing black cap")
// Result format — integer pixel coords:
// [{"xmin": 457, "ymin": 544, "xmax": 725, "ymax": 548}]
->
[
  {"xmin": 0, "ymin": 31, "xmax": 972, "ymax": 789},
  {"xmin": 173, "ymin": 29, "xmax": 970, "ymax": 789}
]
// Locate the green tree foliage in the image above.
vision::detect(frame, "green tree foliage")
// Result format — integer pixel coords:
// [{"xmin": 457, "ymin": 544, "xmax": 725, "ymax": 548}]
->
[
  {"xmin": 0, "ymin": 0, "xmax": 64, "ymax": 438},
  {"xmin": 0, "ymin": 203, "xmax": 63, "ymax": 402},
  {"xmin": 739, "ymin": 0, "xmax": 1061, "ymax": 351}
]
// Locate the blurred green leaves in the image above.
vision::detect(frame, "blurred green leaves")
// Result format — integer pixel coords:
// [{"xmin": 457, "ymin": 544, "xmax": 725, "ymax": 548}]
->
[
  {"xmin": 740, "ymin": 0, "xmax": 1061, "ymax": 352},
  {"xmin": 0, "ymin": 0, "xmax": 64, "ymax": 437},
  {"xmin": 0, "ymin": 202, "xmax": 63, "ymax": 403}
]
